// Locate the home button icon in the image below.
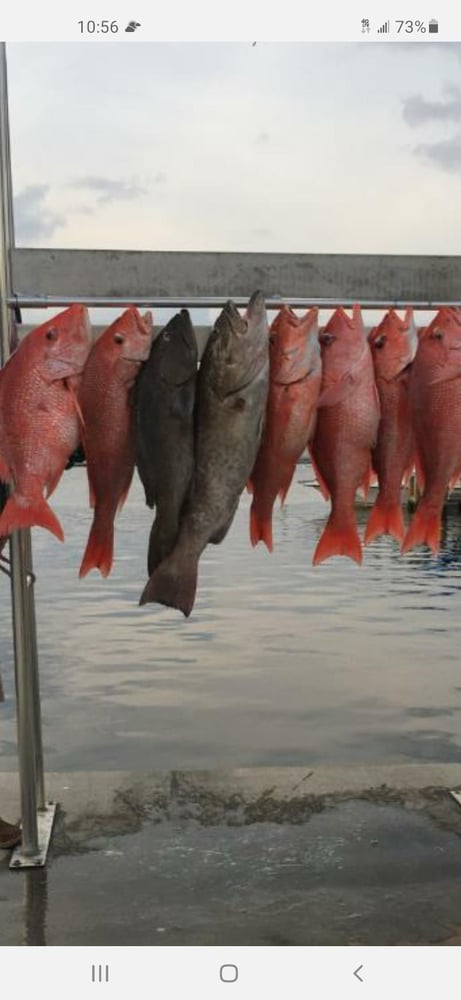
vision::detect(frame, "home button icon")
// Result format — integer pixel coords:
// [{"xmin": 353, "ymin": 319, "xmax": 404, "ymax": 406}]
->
[{"xmin": 220, "ymin": 964, "xmax": 239, "ymax": 983}]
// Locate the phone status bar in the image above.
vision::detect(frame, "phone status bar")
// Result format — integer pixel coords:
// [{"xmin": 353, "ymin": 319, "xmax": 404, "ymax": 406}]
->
[{"xmin": 0, "ymin": 5, "xmax": 457, "ymax": 41}]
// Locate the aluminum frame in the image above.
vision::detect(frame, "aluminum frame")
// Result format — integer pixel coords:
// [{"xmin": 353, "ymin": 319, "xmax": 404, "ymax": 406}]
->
[{"xmin": 0, "ymin": 42, "xmax": 54, "ymax": 869}]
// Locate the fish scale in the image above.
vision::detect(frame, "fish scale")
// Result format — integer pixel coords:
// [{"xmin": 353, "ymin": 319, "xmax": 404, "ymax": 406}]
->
[
  {"xmin": 248, "ymin": 305, "xmax": 321, "ymax": 552},
  {"xmin": 135, "ymin": 309, "xmax": 197, "ymax": 590},
  {"xmin": 403, "ymin": 310, "xmax": 461, "ymax": 556},
  {"xmin": 365, "ymin": 308, "xmax": 416, "ymax": 545},
  {"xmin": 0, "ymin": 304, "xmax": 91, "ymax": 541},
  {"xmin": 78, "ymin": 307, "xmax": 153, "ymax": 578},
  {"xmin": 311, "ymin": 304, "xmax": 380, "ymax": 566},
  {"xmin": 140, "ymin": 291, "xmax": 270, "ymax": 617}
]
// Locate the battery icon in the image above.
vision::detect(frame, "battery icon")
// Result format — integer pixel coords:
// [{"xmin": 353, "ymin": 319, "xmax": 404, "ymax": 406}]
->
[{"xmin": 428, "ymin": 19, "xmax": 439, "ymax": 33}]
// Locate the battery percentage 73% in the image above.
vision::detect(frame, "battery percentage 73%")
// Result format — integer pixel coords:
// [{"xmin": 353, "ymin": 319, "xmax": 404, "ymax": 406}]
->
[{"xmin": 396, "ymin": 19, "xmax": 427, "ymax": 32}]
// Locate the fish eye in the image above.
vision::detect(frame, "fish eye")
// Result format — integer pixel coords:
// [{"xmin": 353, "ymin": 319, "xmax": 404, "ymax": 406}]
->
[
  {"xmin": 431, "ymin": 329, "xmax": 443, "ymax": 340},
  {"xmin": 114, "ymin": 333, "xmax": 125, "ymax": 344},
  {"xmin": 373, "ymin": 334, "xmax": 386, "ymax": 349},
  {"xmin": 319, "ymin": 332, "xmax": 335, "ymax": 346},
  {"xmin": 45, "ymin": 328, "xmax": 58, "ymax": 341}
]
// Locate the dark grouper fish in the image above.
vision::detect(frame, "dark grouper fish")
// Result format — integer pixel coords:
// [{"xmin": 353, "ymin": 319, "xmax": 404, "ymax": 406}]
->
[
  {"xmin": 136, "ymin": 309, "xmax": 198, "ymax": 580},
  {"xmin": 140, "ymin": 291, "xmax": 270, "ymax": 616}
]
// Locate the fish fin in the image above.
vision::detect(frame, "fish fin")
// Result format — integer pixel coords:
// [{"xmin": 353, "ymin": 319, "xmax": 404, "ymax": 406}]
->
[
  {"xmin": 0, "ymin": 455, "xmax": 11, "ymax": 483},
  {"xmin": 358, "ymin": 463, "xmax": 374, "ymax": 502},
  {"xmin": 250, "ymin": 503, "xmax": 273, "ymax": 552},
  {"xmin": 246, "ymin": 479, "xmax": 254, "ymax": 495},
  {"xmin": 395, "ymin": 361, "xmax": 413, "ymax": 385},
  {"xmin": 209, "ymin": 523, "xmax": 231, "ymax": 545},
  {"xmin": 147, "ymin": 517, "xmax": 177, "ymax": 576},
  {"xmin": 139, "ymin": 555, "xmax": 198, "ymax": 617},
  {"xmin": 317, "ymin": 366, "xmax": 362, "ymax": 407},
  {"xmin": 313, "ymin": 513, "xmax": 362, "ymax": 566},
  {"xmin": 401, "ymin": 506, "xmax": 441, "ymax": 556},
  {"xmin": 307, "ymin": 446, "xmax": 330, "ymax": 500},
  {"xmin": 373, "ymin": 382, "xmax": 381, "ymax": 425},
  {"xmin": 85, "ymin": 468, "xmax": 96, "ymax": 509},
  {"xmin": 448, "ymin": 461, "xmax": 461, "ymax": 492},
  {"xmin": 278, "ymin": 466, "xmax": 296, "ymax": 506},
  {"xmin": 0, "ymin": 493, "xmax": 64, "ymax": 542},
  {"xmin": 414, "ymin": 453, "xmax": 425, "ymax": 493},
  {"xmin": 369, "ymin": 469, "xmax": 379, "ymax": 488},
  {"xmin": 65, "ymin": 380, "xmax": 86, "ymax": 430},
  {"xmin": 402, "ymin": 458, "xmax": 415, "ymax": 488},
  {"xmin": 117, "ymin": 482, "xmax": 132, "ymax": 514},
  {"xmin": 364, "ymin": 499, "xmax": 405, "ymax": 545},
  {"xmin": 79, "ymin": 514, "xmax": 114, "ymax": 578},
  {"xmin": 317, "ymin": 377, "xmax": 357, "ymax": 408}
]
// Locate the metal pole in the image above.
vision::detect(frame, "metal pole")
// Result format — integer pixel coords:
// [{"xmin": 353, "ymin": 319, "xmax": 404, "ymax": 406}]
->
[
  {"xmin": 24, "ymin": 529, "xmax": 45, "ymax": 810},
  {"xmin": 0, "ymin": 48, "xmax": 45, "ymax": 812},
  {"xmin": 6, "ymin": 295, "xmax": 461, "ymax": 310},
  {"xmin": 0, "ymin": 42, "xmax": 42, "ymax": 855}
]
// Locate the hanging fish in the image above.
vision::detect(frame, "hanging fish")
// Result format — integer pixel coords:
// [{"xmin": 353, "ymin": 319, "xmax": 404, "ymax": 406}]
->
[
  {"xmin": 248, "ymin": 305, "xmax": 321, "ymax": 551},
  {"xmin": 365, "ymin": 308, "xmax": 417, "ymax": 545},
  {"xmin": 79, "ymin": 307, "xmax": 153, "ymax": 578},
  {"xmin": 310, "ymin": 304, "xmax": 380, "ymax": 565},
  {"xmin": 402, "ymin": 307, "xmax": 461, "ymax": 556},
  {"xmin": 0, "ymin": 304, "xmax": 91, "ymax": 541},
  {"xmin": 136, "ymin": 309, "xmax": 198, "ymax": 582},
  {"xmin": 140, "ymin": 291, "xmax": 270, "ymax": 615}
]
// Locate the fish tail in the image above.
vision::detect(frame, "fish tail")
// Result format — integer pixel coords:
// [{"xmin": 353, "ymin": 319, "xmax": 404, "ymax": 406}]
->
[
  {"xmin": 79, "ymin": 512, "xmax": 114, "ymax": 578},
  {"xmin": 0, "ymin": 493, "xmax": 64, "ymax": 541},
  {"xmin": 401, "ymin": 504, "xmax": 442, "ymax": 556},
  {"xmin": 139, "ymin": 553, "xmax": 198, "ymax": 617},
  {"xmin": 313, "ymin": 511, "xmax": 362, "ymax": 566},
  {"xmin": 249, "ymin": 501, "xmax": 273, "ymax": 552},
  {"xmin": 364, "ymin": 497, "xmax": 405, "ymax": 545}
]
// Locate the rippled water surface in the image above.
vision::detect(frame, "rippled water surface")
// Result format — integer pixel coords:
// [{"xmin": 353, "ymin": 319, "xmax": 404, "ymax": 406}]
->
[{"xmin": 2, "ymin": 466, "xmax": 461, "ymax": 771}]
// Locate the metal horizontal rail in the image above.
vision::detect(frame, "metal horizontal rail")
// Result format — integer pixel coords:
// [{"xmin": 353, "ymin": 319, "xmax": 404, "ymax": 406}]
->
[
  {"xmin": 10, "ymin": 249, "xmax": 461, "ymax": 304},
  {"xmin": 7, "ymin": 296, "xmax": 461, "ymax": 311}
]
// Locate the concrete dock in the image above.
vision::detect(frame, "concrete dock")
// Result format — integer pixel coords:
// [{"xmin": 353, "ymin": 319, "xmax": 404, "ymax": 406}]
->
[{"xmin": 3, "ymin": 764, "xmax": 461, "ymax": 946}]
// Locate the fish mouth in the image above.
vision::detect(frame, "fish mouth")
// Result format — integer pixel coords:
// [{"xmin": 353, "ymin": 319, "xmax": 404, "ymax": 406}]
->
[
  {"xmin": 121, "ymin": 355, "xmax": 147, "ymax": 364},
  {"xmin": 216, "ymin": 301, "xmax": 246, "ymax": 340}
]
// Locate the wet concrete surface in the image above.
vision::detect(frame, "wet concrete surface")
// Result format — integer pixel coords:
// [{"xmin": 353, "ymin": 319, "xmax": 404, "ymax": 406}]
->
[{"xmin": 3, "ymin": 769, "xmax": 461, "ymax": 946}]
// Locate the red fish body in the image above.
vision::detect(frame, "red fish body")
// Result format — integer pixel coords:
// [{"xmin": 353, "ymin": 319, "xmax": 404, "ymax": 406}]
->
[
  {"xmin": 402, "ymin": 307, "xmax": 461, "ymax": 556},
  {"xmin": 310, "ymin": 305, "xmax": 380, "ymax": 566},
  {"xmin": 79, "ymin": 307, "xmax": 153, "ymax": 578},
  {"xmin": 249, "ymin": 305, "xmax": 321, "ymax": 551},
  {"xmin": 0, "ymin": 305, "xmax": 91, "ymax": 540},
  {"xmin": 365, "ymin": 309, "xmax": 416, "ymax": 544}
]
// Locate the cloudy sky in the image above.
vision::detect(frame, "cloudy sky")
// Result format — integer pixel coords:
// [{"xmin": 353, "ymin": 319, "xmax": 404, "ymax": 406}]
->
[{"xmin": 5, "ymin": 41, "xmax": 461, "ymax": 325}]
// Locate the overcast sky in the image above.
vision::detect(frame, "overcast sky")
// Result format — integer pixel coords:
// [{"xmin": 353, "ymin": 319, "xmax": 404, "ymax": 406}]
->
[{"xmin": 5, "ymin": 41, "xmax": 461, "ymax": 326}]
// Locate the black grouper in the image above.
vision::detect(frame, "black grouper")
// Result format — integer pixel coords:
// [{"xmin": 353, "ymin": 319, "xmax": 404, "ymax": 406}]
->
[
  {"xmin": 136, "ymin": 309, "xmax": 198, "ymax": 583},
  {"xmin": 140, "ymin": 291, "xmax": 270, "ymax": 616}
]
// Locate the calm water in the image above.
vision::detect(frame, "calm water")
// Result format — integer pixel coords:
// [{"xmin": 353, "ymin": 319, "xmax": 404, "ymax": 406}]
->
[{"xmin": 2, "ymin": 466, "xmax": 461, "ymax": 772}]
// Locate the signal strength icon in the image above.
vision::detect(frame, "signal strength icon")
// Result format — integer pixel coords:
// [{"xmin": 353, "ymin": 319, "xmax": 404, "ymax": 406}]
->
[{"xmin": 377, "ymin": 20, "xmax": 390, "ymax": 33}]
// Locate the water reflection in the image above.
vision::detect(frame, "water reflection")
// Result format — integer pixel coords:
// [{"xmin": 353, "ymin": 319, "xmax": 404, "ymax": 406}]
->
[{"xmin": 1, "ymin": 469, "xmax": 461, "ymax": 769}]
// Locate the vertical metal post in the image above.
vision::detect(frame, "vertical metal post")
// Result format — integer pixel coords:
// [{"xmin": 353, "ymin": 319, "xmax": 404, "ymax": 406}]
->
[{"xmin": 0, "ymin": 42, "xmax": 44, "ymax": 856}]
